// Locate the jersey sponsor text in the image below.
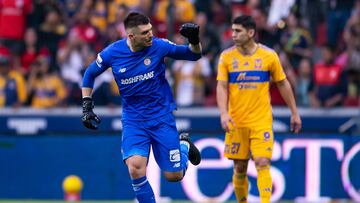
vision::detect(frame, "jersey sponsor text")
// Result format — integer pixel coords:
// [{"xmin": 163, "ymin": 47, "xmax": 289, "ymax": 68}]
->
[{"xmin": 121, "ymin": 71, "xmax": 154, "ymax": 85}]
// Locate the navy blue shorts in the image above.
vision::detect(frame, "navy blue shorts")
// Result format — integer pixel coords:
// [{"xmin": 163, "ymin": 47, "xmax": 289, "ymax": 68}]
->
[{"xmin": 121, "ymin": 113, "xmax": 182, "ymax": 172}]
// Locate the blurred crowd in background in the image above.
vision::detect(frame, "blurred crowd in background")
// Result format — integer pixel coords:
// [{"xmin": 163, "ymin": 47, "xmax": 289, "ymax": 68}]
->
[{"xmin": 0, "ymin": 0, "xmax": 360, "ymax": 108}]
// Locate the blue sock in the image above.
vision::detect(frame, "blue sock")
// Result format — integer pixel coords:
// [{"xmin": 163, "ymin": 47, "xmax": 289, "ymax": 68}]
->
[
  {"xmin": 132, "ymin": 176, "xmax": 155, "ymax": 203},
  {"xmin": 180, "ymin": 141, "xmax": 190, "ymax": 175}
]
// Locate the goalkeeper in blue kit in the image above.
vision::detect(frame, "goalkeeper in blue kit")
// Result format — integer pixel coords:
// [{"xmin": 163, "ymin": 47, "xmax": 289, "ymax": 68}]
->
[{"xmin": 81, "ymin": 12, "xmax": 202, "ymax": 203}]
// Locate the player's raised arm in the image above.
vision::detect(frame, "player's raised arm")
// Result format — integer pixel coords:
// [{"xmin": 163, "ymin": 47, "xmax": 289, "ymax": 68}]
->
[
  {"xmin": 161, "ymin": 23, "xmax": 202, "ymax": 61},
  {"xmin": 179, "ymin": 23, "xmax": 202, "ymax": 54}
]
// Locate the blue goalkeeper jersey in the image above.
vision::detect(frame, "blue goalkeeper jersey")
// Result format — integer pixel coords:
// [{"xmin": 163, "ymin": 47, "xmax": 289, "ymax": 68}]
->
[{"xmin": 82, "ymin": 37, "xmax": 201, "ymax": 120}]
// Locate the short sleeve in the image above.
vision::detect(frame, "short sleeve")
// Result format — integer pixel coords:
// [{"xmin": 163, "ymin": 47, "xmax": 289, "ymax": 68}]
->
[
  {"xmin": 270, "ymin": 52, "xmax": 286, "ymax": 82},
  {"xmin": 95, "ymin": 46, "xmax": 112, "ymax": 69},
  {"xmin": 216, "ymin": 53, "xmax": 229, "ymax": 81}
]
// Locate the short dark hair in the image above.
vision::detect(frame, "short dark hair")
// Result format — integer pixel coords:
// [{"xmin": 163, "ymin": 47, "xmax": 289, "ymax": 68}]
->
[
  {"xmin": 124, "ymin": 12, "xmax": 150, "ymax": 29},
  {"xmin": 232, "ymin": 15, "xmax": 256, "ymax": 32}
]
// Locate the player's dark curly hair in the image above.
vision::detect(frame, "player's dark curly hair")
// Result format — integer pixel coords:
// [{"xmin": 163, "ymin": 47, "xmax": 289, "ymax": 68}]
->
[
  {"xmin": 124, "ymin": 12, "xmax": 150, "ymax": 29},
  {"xmin": 233, "ymin": 15, "xmax": 257, "ymax": 33}
]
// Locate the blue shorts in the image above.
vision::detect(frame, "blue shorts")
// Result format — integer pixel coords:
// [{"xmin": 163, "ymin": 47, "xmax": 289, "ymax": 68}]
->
[{"xmin": 121, "ymin": 113, "xmax": 181, "ymax": 172}]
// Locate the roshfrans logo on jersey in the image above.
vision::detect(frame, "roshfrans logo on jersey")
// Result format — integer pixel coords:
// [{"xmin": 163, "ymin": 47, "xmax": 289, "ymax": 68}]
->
[
  {"xmin": 121, "ymin": 71, "xmax": 154, "ymax": 85},
  {"xmin": 144, "ymin": 57, "xmax": 151, "ymax": 66}
]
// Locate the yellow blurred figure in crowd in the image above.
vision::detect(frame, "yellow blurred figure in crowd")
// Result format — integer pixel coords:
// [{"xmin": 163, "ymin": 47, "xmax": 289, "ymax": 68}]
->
[{"xmin": 28, "ymin": 56, "xmax": 67, "ymax": 108}]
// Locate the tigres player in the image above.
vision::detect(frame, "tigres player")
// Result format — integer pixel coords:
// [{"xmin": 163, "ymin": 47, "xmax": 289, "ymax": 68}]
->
[{"xmin": 216, "ymin": 15, "xmax": 301, "ymax": 203}]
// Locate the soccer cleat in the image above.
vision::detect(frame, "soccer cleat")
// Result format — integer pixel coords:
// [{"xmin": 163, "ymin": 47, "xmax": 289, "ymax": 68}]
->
[{"xmin": 179, "ymin": 132, "xmax": 201, "ymax": 165}]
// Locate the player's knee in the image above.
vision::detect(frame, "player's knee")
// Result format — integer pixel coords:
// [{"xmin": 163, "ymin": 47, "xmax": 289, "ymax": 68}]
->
[
  {"xmin": 254, "ymin": 157, "xmax": 270, "ymax": 169},
  {"xmin": 126, "ymin": 158, "xmax": 147, "ymax": 178},
  {"xmin": 233, "ymin": 160, "xmax": 248, "ymax": 174},
  {"xmin": 163, "ymin": 171, "xmax": 184, "ymax": 182},
  {"xmin": 128, "ymin": 164, "xmax": 146, "ymax": 178}
]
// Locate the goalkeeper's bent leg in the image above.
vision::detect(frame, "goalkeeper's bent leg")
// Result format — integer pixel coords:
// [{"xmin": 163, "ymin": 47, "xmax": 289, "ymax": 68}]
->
[
  {"xmin": 126, "ymin": 156, "xmax": 155, "ymax": 203},
  {"xmin": 132, "ymin": 176, "xmax": 155, "ymax": 203},
  {"xmin": 180, "ymin": 139, "xmax": 190, "ymax": 176},
  {"xmin": 163, "ymin": 140, "xmax": 189, "ymax": 182}
]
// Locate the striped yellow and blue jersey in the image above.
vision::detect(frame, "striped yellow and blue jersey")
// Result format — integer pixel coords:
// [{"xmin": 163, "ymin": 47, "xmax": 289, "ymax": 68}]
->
[
  {"xmin": 0, "ymin": 71, "xmax": 27, "ymax": 107},
  {"xmin": 31, "ymin": 74, "xmax": 67, "ymax": 108},
  {"xmin": 217, "ymin": 44, "xmax": 286, "ymax": 128}
]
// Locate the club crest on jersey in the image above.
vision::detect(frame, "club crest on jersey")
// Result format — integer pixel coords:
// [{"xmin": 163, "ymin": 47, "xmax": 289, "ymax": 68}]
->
[
  {"xmin": 144, "ymin": 57, "xmax": 151, "ymax": 66},
  {"xmin": 232, "ymin": 58, "xmax": 239, "ymax": 69},
  {"xmin": 255, "ymin": 58, "xmax": 262, "ymax": 69}
]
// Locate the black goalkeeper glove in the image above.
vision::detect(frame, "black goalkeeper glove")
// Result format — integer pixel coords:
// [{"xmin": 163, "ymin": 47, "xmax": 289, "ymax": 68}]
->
[
  {"xmin": 179, "ymin": 23, "xmax": 200, "ymax": 45},
  {"xmin": 82, "ymin": 97, "xmax": 101, "ymax": 130}
]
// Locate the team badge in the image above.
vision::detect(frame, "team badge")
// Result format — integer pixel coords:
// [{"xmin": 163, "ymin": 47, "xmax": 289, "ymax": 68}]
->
[
  {"xmin": 255, "ymin": 58, "xmax": 262, "ymax": 69},
  {"xmin": 144, "ymin": 57, "xmax": 151, "ymax": 66},
  {"xmin": 169, "ymin": 149, "xmax": 180, "ymax": 162}
]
